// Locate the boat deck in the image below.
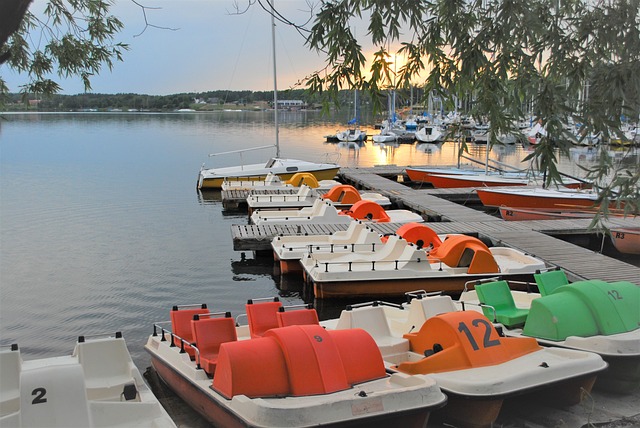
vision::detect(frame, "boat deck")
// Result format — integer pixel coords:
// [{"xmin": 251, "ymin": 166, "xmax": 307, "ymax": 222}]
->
[{"xmin": 231, "ymin": 167, "xmax": 640, "ymax": 283}]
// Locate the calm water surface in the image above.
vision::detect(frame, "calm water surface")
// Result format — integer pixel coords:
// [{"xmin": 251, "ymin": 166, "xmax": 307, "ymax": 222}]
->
[{"xmin": 1, "ymin": 112, "xmax": 637, "ymax": 426}]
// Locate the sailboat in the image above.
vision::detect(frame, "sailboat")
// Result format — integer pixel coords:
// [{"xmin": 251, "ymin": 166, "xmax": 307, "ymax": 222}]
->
[
  {"xmin": 336, "ymin": 90, "xmax": 367, "ymax": 142},
  {"xmin": 196, "ymin": 13, "xmax": 339, "ymax": 190}
]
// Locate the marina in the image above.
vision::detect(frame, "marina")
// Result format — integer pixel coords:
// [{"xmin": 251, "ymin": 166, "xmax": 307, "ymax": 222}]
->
[{"xmin": 1, "ymin": 113, "xmax": 638, "ymax": 427}]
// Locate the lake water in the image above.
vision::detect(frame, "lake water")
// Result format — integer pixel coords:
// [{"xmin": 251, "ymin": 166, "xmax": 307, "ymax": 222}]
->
[{"xmin": 1, "ymin": 111, "xmax": 637, "ymax": 426}]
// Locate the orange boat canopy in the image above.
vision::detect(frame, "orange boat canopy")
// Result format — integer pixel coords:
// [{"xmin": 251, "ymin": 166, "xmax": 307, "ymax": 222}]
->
[
  {"xmin": 212, "ymin": 325, "xmax": 386, "ymax": 399},
  {"xmin": 285, "ymin": 172, "xmax": 320, "ymax": 188},
  {"xmin": 428, "ymin": 235, "xmax": 499, "ymax": 273},
  {"xmin": 341, "ymin": 200, "xmax": 391, "ymax": 222},
  {"xmin": 397, "ymin": 311, "xmax": 540, "ymax": 375},
  {"xmin": 322, "ymin": 184, "xmax": 364, "ymax": 205}
]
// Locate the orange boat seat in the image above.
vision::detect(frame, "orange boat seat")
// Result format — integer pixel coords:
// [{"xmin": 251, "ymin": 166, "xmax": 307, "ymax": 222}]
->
[
  {"xmin": 534, "ymin": 268, "xmax": 569, "ymax": 296},
  {"xmin": 169, "ymin": 304, "xmax": 209, "ymax": 358},
  {"xmin": 397, "ymin": 311, "xmax": 540, "ymax": 375},
  {"xmin": 475, "ymin": 280, "xmax": 529, "ymax": 327},
  {"xmin": 428, "ymin": 235, "xmax": 499, "ymax": 273},
  {"xmin": 246, "ymin": 298, "xmax": 283, "ymax": 338},
  {"xmin": 190, "ymin": 312, "xmax": 238, "ymax": 376},
  {"xmin": 342, "ymin": 200, "xmax": 391, "ymax": 222},
  {"xmin": 276, "ymin": 304, "xmax": 320, "ymax": 327},
  {"xmin": 322, "ymin": 185, "xmax": 362, "ymax": 205},
  {"xmin": 394, "ymin": 222, "xmax": 443, "ymax": 250},
  {"xmin": 213, "ymin": 325, "xmax": 385, "ymax": 399}
]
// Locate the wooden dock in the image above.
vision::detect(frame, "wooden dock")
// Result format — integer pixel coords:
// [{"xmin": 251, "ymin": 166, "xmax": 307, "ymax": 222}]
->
[{"xmin": 230, "ymin": 167, "xmax": 640, "ymax": 283}]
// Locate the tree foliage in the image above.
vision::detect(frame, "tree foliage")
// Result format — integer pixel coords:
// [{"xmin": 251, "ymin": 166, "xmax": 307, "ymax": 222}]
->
[
  {"xmin": 0, "ymin": 0, "xmax": 128, "ymax": 97},
  {"xmin": 302, "ymin": 0, "xmax": 640, "ymax": 220}
]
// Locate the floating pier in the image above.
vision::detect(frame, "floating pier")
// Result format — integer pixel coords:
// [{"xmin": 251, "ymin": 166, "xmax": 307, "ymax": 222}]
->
[{"xmin": 231, "ymin": 166, "xmax": 640, "ymax": 283}]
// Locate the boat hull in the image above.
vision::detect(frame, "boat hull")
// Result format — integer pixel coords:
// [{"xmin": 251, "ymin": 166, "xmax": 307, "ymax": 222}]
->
[
  {"xmin": 428, "ymin": 174, "xmax": 528, "ymax": 189},
  {"xmin": 610, "ymin": 228, "xmax": 640, "ymax": 255},
  {"xmin": 146, "ymin": 333, "xmax": 447, "ymax": 428},
  {"xmin": 476, "ymin": 189, "xmax": 597, "ymax": 209},
  {"xmin": 199, "ymin": 167, "xmax": 340, "ymax": 190},
  {"xmin": 307, "ymin": 273, "xmax": 535, "ymax": 300}
]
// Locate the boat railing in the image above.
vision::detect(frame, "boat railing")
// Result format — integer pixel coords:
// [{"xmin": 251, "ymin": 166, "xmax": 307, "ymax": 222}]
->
[
  {"xmin": 77, "ymin": 331, "xmax": 123, "ymax": 343},
  {"xmin": 151, "ymin": 321, "xmax": 200, "ymax": 362},
  {"xmin": 312, "ymin": 256, "xmax": 429, "ymax": 272},
  {"xmin": 206, "ymin": 144, "xmax": 277, "ymax": 171},
  {"xmin": 463, "ymin": 277, "xmax": 502, "ymax": 292},
  {"xmin": 463, "ymin": 277, "xmax": 538, "ymax": 294},
  {"xmin": 303, "ymin": 242, "xmax": 383, "ymax": 254},
  {"xmin": 344, "ymin": 301, "xmax": 405, "ymax": 311},
  {"xmin": 403, "ymin": 290, "xmax": 443, "ymax": 303}
]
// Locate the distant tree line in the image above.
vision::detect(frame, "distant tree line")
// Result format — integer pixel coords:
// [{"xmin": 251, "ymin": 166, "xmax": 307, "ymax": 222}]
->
[
  {"xmin": 3, "ymin": 88, "xmax": 323, "ymax": 111},
  {"xmin": 3, "ymin": 87, "xmax": 428, "ymax": 113}
]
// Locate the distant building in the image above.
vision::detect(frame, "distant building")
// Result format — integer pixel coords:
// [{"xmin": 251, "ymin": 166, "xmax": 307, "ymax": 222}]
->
[{"xmin": 275, "ymin": 100, "xmax": 306, "ymax": 110}]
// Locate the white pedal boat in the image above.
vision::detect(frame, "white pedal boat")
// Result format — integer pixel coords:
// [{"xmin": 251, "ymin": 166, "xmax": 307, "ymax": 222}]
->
[
  {"xmin": 271, "ymin": 221, "xmax": 382, "ymax": 274},
  {"xmin": 222, "ymin": 172, "xmax": 340, "ymax": 192},
  {"xmin": 246, "ymin": 185, "xmax": 319, "ymax": 211},
  {"xmin": 301, "ymin": 234, "xmax": 546, "ymax": 299},
  {"xmin": 0, "ymin": 332, "xmax": 176, "ymax": 428},
  {"xmin": 247, "ymin": 185, "xmax": 392, "ymax": 213},
  {"xmin": 321, "ymin": 297, "xmax": 607, "ymax": 428},
  {"xmin": 251, "ymin": 199, "xmax": 423, "ymax": 226},
  {"xmin": 144, "ymin": 303, "xmax": 447, "ymax": 428}
]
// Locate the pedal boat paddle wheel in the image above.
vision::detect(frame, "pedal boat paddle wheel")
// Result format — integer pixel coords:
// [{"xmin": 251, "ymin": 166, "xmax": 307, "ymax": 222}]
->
[{"xmin": 144, "ymin": 301, "xmax": 447, "ymax": 428}]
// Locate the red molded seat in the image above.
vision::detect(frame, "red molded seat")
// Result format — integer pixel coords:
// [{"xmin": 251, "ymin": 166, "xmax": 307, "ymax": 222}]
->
[
  {"xmin": 246, "ymin": 298, "xmax": 283, "ymax": 338},
  {"xmin": 169, "ymin": 304, "xmax": 209, "ymax": 358},
  {"xmin": 276, "ymin": 305, "xmax": 320, "ymax": 327},
  {"xmin": 191, "ymin": 312, "xmax": 238, "ymax": 375}
]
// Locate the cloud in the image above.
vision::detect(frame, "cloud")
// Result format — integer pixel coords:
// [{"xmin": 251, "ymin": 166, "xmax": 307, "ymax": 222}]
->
[{"xmin": 5, "ymin": 0, "xmax": 329, "ymax": 95}]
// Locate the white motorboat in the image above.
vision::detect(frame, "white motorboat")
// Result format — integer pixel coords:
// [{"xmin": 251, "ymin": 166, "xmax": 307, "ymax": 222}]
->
[
  {"xmin": 301, "ymin": 234, "xmax": 546, "ymax": 299},
  {"xmin": 198, "ymin": 157, "xmax": 339, "ymax": 190},
  {"xmin": 144, "ymin": 303, "xmax": 447, "ymax": 428},
  {"xmin": 321, "ymin": 298, "xmax": 606, "ymax": 428},
  {"xmin": 0, "ymin": 332, "xmax": 176, "ymax": 428}
]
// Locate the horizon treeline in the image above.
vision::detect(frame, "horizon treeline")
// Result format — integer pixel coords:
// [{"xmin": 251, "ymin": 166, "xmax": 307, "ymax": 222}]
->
[{"xmin": 3, "ymin": 87, "xmax": 426, "ymax": 113}]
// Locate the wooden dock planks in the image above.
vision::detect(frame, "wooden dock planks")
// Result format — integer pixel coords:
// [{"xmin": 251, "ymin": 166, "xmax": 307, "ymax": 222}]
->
[{"xmin": 230, "ymin": 167, "xmax": 640, "ymax": 283}]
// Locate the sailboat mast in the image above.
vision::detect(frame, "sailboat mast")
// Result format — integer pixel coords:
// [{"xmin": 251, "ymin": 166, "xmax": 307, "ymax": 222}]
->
[{"xmin": 271, "ymin": 2, "xmax": 280, "ymax": 157}]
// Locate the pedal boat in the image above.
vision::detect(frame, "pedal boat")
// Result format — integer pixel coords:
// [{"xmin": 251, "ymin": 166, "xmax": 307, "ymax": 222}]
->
[
  {"xmin": 301, "ymin": 234, "xmax": 546, "ymax": 299},
  {"xmin": 246, "ymin": 184, "xmax": 320, "ymax": 213},
  {"xmin": 459, "ymin": 271, "xmax": 640, "ymax": 392},
  {"xmin": 322, "ymin": 298, "xmax": 607, "ymax": 428},
  {"xmin": 222, "ymin": 172, "xmax": 340, "ymax": 192},
  {"xmin": 0, "ymin": 332, "xmax": 176, "ymax": 428},
  {"xmin": 247, "ymin": 184, "xmax": 391, "ymax": 214},
  {"xmin": 272, "ymin": 222, "xmax": 443, "ymax": 275},
  {"xmin": 144, "ymin": 302, "xmax": 447, "ymax": 428},
  {"xmin": 250, "ymin": 199, "xmax": 423, "ymax": 226}
]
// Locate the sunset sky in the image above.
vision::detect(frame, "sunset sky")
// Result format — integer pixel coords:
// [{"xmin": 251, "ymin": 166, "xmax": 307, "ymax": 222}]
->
[{"xmin": 3, "ymin": 0, "xmax": 359, "ymax": 95}]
